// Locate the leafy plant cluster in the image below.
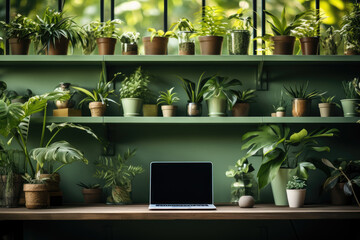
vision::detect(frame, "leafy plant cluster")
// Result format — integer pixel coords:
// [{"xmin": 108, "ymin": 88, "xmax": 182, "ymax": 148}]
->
[
  {"xmin": 284, "ymin": 81, "xmax": 326, "ymax": 100},
  {"xmin": 228, "ymin": 8, "xmax": 253, "ymax": 31},
  {"xmin": 170, "ymin": 18, "xmax": 195, "ymax": 32},
  {"xmin": 321, "ymin": 26, "xmax": 341, "ymax": 55},
  {"xmin": 233, "ymin": 89, "xmax": 256, "ymax": 104},
  {"xmin": 22, "ymin": 172, "xmax": 48, "ymax": 184},
  {"xmin": 195, "ymin": 6, "xmax": 228, "ymax": 36},
  {"xmin": 177, "ymin": 72, "xmax": 209, "ymax": 104},
  {"xmin": 342, "ymin": 79, "xmax": 359, "ymax": 99},
  {"xmin": 86, "ymin": 19, "xmax": 122, "ymax": 39},
  {"xmin": 0, "ymin": 14, "xmax": 37, "ymax": 39},
  {"xmin": 120, "ymin": 32, "xmax": 140, "ymax": 44},
  {"xmin": 291, "ymin": 10, "xmax": 326, "ymax": 38},
  {"xmin": 287, "ymin": 176, "xmax": 307, "ymax": 189},
  {"xmin": 147, "ymin": 28, "xmax": 176, "ymax": 41},
  {"xmin": 339, "ymin": 3, "xmax": 360, "ymax": 52},
  {"xmin": 119, "ymin": 67, "xmax": 151, "ymax": 99},
  {"xmin": 157, "ymin": 87, "xmax": 180, "ymax": 105}
]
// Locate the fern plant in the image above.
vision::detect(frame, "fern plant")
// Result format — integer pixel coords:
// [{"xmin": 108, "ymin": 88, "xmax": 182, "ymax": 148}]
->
[
  {"xmin": 157, "ymin": 87, "xmax": 180, "ymax": 105},
  {"xmin": 194, "ymin": 6, "xmax": 228, "ymax": 36},
  {"xmin": 119, "ymin": 67, "xmax": 151, "ymax": 99},
  {"xmin": 291, "ymin": 10, "xmax": 326, "ymax": 38},
  {"xmin": 339, "ymin": 3, "xmax": 360, "ymax": 53}
]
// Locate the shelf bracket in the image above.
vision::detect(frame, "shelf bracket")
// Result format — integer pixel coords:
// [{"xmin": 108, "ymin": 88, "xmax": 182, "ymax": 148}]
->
[{"xmin": 256, "ymin": 61, "xmax": 268, "ymax": 91}]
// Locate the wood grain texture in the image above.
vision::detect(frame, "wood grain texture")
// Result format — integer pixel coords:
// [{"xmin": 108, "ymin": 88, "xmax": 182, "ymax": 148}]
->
[{"xmin": 0, "ymin": 204, "xmax": 360, "ymax": 221}]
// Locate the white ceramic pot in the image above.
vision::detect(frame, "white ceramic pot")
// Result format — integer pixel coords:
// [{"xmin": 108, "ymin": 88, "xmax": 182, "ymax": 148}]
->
[{"xmin": 286, "ymin": 189, "xmax": 306, "ymax": 208}]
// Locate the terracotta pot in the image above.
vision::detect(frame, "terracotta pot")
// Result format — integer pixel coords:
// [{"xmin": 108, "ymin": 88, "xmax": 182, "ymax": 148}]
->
[
  {"xmin": 97, "ymin": 38, "xmax": 117, "ymax": 55},
  {"xmin": 39, "ymin": 173, "xmax": 60, "ymax": 192},
  {"xmin": 276, "ymin": 111, "xmax": 286, "ymax": 117},
  {"xmin": 23, "ymin": 184, "xmax": 49, "ymax": 209},
  {"xmin": 232, "ymin": 103, "xmax": 250, "ymax": 116},
  {"xmin": 45, "ymin": 36, "xmax": 69, "ymax": 55},
  {"xmin": 143, "ymin": 37, "xmax": 168, "ymax": 55},
  {"xmin": 292, "ymin": 99, "xmax": 311, "ymax": 117},
  {"xmin": 161, "ymin": 105, "xmax": 177, "ymax": 117},
  {"xmin": 319, "ymin": 103, "xmax": 334, "ymax": 117},
  {"xmin": 9, "ymin": 38, "xmax": 31, "ymax": 55},
  {"xmin": 331, "ymin": 183, "xmax": 351, "ymax": 205},
  {"xmin": 89, "ymin": 102, "xmax": 106, "ymax": 117},
  {"xmin": 199, "ymin": 36, "xmax": 223, "ymax": 55},
  {"xmin": 271, "ymin": 36, "xmax": 295, "ymax": 55},
  {"xmin": 82, "ymin": 188, "xmax": 102, "ymax": 204},
  {"xmin": 143, "ymin": 104, "xmax": 158, "ymax": 116},
  {"xmin": 300, "ymin": 37, "xmax": 319, "ymax": 55},
  {"xmin": 122, "ymin": 43, "xmax": 138, "ymax": 55},
  {"xmin": 287, "ymin": 189, "xmax": 306, "ymax": 208}
]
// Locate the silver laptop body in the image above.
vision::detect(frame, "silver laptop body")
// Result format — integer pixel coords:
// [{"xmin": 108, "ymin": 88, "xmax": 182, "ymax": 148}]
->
[{"xmin": 149, "ymin": 161, "xmax": 216, "ymax": 210}]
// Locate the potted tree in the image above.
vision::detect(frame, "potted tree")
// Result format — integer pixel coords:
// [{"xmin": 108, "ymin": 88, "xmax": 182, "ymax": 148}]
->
[
  {"xmin": 0, "ymin": 14, "xmax": 37, "ymax": 55},
  {"xmin": 227, "ymin": 8, "xmax": 253, "ymax": 55},
  {"xmin": 272, "ymin": 90, "xmax": 287, "ymax": 117},
  {"xmin": 119, "ymin": 67, "xmax": 151, "ymax": 117},
  {"xmin": 119, "ymin": 32, "xmax": 140, "ymax": 55},
  {"xmin": 339, "ymin": 3, "xmax": 360, "ymax": 55},
  {"xmin": 77, "ymin": 182, "xmax": 102, "ymax": 204},
  {"xmin": 35, "ymin": 8, "xmax": 84, "ymax": 55},
  {"xmin": 241, "ymin": 125, "xmax": 337, "ymax": 205},
  {"xmin": 201, "ymin": 76, "xmax": 242, "ymax": 117},
  {"xmin": 321, "ymin": 26, "xmax": 341, "ymax": 55},
  {"xmin": 225, "ymin": 157, "xmax": 258, "ymax": 204},
  {"xmin": 94, "ymin": 149, "xmax": 144, "ymax": 204},
  {"xmin": 72, "ymin": 64, "xmax": 119, "ymax": 117},
  {"xmin": 318, "ymin": 95, "xmax": 340, "ymax": 117},
  {"xmin": 157, "ymin": 87, "xmax": 180, "ymax": 117},
  {"xmin": 177, "ymin": 72, "xmax": 209, "ymax": 116},
  {"xmin": 143, "ymin": 28, "xmax": 176, "ymax": 55},
  {"xmin": 22, "ymin": 172, "xmax": 49, "ymax": 209},
  {"xmin": 284, "ymin": 81, "xmax": 326, "ymax": 117},
  {"xmin": 264, "ymin": 7, "xmax": 306, "ymax": 55},
  {"xmin": 170, "ymin": 18, "xmax": 196, "ymax": 55},
  {"xmin": 286, "ymin": 176, "xmax": 307, "ymax": 208},
  {"xmin": 232, "ymin": 89, "xmax": 256, "ymax": 116},
  {"xmin": 194, "ymin": 6, "xmax": 227, "ymax": 55},
  {"xmin": 340, "ymin": 78, "xmax": 360, "ymax": 117}
]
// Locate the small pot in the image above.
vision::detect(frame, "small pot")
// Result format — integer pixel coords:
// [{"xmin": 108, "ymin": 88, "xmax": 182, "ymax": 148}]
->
[
  {"xmin": 232, "ymin": 103, "xmax": 250, "ymax": 116},
  {"xmin": 199, "ymin": 36, "xmax": 223, "ymax": 55},
  {"xmin": 55, "ymin": 100, "xmax": 70, "ymax": 109},
  {"xmin": 300, "ymin": 37, "xmax": 319, "ymax": 55},
  {"xmin": 39, "ymin": 173, "xmax": 60, "ymax": 192},
  {"xmin": 121, "ymin": 98, "xmax": 143, "ymax": 117},
  {"xmin": 9, "ymin": 38, "xmax": 31, "ymax": 55},
  {"xmin": 187, "ymin": 102, "xmax": 202, "ymax": 116},
  {"xmin": 143, "ymin": 37, "xmax": 168, "ymax": 55},
  {"xmin": 82, "ymin": 188, "xmax": 102, "ymax": 204},
  {"xmin": 344, "ymin": 47, "xmax": 360, "ymax": 55},
  {"xmin": 23, "ymin": 184, "xmax": 49, "ymax": 209},
  {"xmin": 292, "ymin": 98, "xmax": 311, "ymax": 117},
  {"xmin": 178, "ymin": 31, "xmax": 195, "ymax": 55},
  {"xmin": 207, "ymin": 97, "xmax": 227, "ymax": 117},
  {"xmin": 89, "ymin": 102, "xmax": 106, "ymax": 117},
  {"xmin": 271, "ymin": 36, "xmax": 295, "ymax": 55},
  {"xmin": 276, "ymin": 111, "xmax": 286, "ymax": 117},
  {"xmin": 271, "ymin": 112, "xmax": 276, "ymax": 117},
  {"xmin": 112, "ymin": 186, "xmax": 131, "ymax": 204},
  {"xmin": 97, "ymin": 38, "xmax": 117, "ymax": 55},
  {"xmin": 287, "ymin": 189, "xmax": 306, "ymax": 208},
  {"xmin": 319, "ymin": 103, "xmax": 334, "ymax": 117},
  {"xmin": 143, "ymin": 104, "xmax": 158, "ymax": 116},
  {"xmin": 45, "ymin": 36, "xmax": 69, "ymax": 55},
  {"xmin": 122, "ymin": 43, "xmax": 138, "ymax": 55},
  {"xmin": 340, "ymin": 99, "xmax": 360, "ymax": 117},
  {"xmin": 161, "ymin": 105, "xmax": 177, "ymax": 117},
  {"xmin": 228, "ymin": 30, "xmax": 250, "ymax": 55},
  {"xmin": 331, "ymin": 183, "xmax": 351, "ymax": 205}
]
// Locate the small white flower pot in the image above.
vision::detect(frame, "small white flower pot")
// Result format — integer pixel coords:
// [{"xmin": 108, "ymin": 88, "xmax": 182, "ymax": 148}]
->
[{"xmin": 286, "ymin": 189, "xmax": 306, "ymax": 208}]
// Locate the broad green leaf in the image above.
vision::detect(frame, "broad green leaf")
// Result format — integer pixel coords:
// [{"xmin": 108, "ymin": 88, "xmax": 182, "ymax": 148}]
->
[{"xmin": 289, "ymin": 129, "xmax": 308, "ymax": 143}]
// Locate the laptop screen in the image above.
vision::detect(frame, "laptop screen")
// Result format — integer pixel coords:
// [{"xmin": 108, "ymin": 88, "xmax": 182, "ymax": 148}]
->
[{"xmin": 150, "ymin": 162, "xmax": 213, "ymax": 204}]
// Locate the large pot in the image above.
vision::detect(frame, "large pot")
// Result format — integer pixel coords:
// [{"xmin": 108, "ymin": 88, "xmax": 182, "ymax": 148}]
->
[
  {"xmin": 89, "ymin": 102, "xmax": 106, "ymax": 117},
  {"xmin": 287, "ymin": 189, "xmax": 306, "ymax": 208},
  {"xmin": 292, "ymin": 98, "xmax": 311, "ymax": 117},
  {"xmin": 187, "ymin": 102, "xmax": 202, "ymax": 116},
  {"xmin": 319, "ymin": 103, "xmax": 334, "ymax": 117},
  {"xmin": 82, "ymin": 188, "xmax": 102, "ymax": 204},
  {"xmin": 199, "ymin": 36, "xmax": 223, "ymax": 55},
  {"xmin": 340, "ymin": 99, "xmax": 360, "ymax": 117},
  {"xmin": 232, "ymin": 103, "xmax": 250, "ymax": 116},
  {"xmin": 45, "ymin": 36, "xmax": 69, "ymax": 55},
  {"xmin": 207, "ymin": 97, "xmax": 227, "ymax": 117},
  {"xmin": 0, "ymin": 174, "xmax": 23, "ymax": 208},
  {"xmin": 143, "ymin": 37, "xmax": 168, "ymax": 55},
  {"xmin": 331, "ymin": 183, "xmax": 351, "ymax": 205},
  {"xmin": 112, "ymin": 186, "xmax": 131, "ymax": 204},
  {"xmin": 228, "ymin": 30, "xmax": 250, "ymax": 55},
  {"xmin": 23, "ymin": 184, "xmax": 49, "ymax": 209},
  {"xmin": 271, "ymin": 36, "xmax": 295, "ymax": 55},
  {"xmin": 271, "ymin": 168, "xmax": 291, "ymax": 206},
  {"xmin": 122, "ymin": 43, "xmax": 138, "ymax": 55},
  {"xmin": 161, "ymin": 105, "xmax": 177, "ymax": 117},
  {"xmin": 143, "ymin": 104, "xmax": 158, "ymax": 116},
  {"xmin": 300, "ymin": 37, "xmax": 319, "ymax": 55},
  {"xmin": 121, "ymin": 98, "xmax": 143, "ymax": 117},
  {"xmin": 9, "ymin": 38, "xmax": 31, "ymax": 55},
  {"xmin": 97, "ymin": 38, "xmax": 117, "ymax": 55}
]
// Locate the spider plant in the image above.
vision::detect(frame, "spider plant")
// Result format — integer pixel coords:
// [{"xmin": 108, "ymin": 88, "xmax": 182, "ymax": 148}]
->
[
  {"xmin": 177, "ymin": 72, "xmax": 210, "ymax": 104},
  {"xmin": 320, "ymin": 95, "xmax": 341, "ymax": 108},
  {"xmin": 284, "ymin": 81, "xmax": 326, "ymax": 100},
  {"xmin": 157, "ymin": 87, "xmax": 180, "ymax": 105},
  {"xmin": 233, "ymin": 89, "xmax": 256, "ymax": 103}
]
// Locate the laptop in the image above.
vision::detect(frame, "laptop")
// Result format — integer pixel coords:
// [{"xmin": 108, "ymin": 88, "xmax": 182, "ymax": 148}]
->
[{"xmin": 149, "ymin": 162, "xmax": 216, "ymax": 210}]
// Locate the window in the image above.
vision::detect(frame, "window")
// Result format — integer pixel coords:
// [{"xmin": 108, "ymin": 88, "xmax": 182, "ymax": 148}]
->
[
  {"xmin": 63, "ymin": 0, "xmax": 101, "ymax": 25},
  {"xmin": 10, "ymin": 0, "xmax": 57, "ymax": 19}
]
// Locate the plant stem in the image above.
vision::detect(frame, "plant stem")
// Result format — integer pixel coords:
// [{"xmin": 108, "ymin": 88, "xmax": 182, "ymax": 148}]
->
[
  {"xmin": 53, "ymin": 164, "xmax": 66, "ymax": 174},
  {"xmin": 39, "ymin": 104, "xmax": 47, "ymax": 148},
  {"xmin": 15, "ymin": 129, "xmax": 34, "ymax": 176},
  {"xmin": 45, "ymin": 128, "xmax": 61, "ymax": 147},
  {"xmin": 339, "ymin": 168, "xmax": 360, "ymax": 207}
]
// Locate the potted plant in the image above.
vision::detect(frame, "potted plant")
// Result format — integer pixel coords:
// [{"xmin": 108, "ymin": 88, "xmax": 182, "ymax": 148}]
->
[
  {"xmin": 143, "ymin": 28, "xmax": 176, "ymax": 55},
  {"xmin": 201, "ymin": 76, "xmax": 242, "ymax": 117},
  {"xmin": 170, "ymin": 18, "xmax": 196, "ymax": 55},
  {"xmin": 94, "ymin": 149, "xmax": 144, "ymax": 204},
  {"xmin": 264, "ymin": 7, "xmax": 306, "ymax": 55},
  {"xmin": 72, "ymin": 64, "xmax": 119, "ymax": 117},
  {"xmin": 284, "ymin": 81, "xmax": 326, "ymax": 117},
  {"xmin": 194, "ymin": 6, "xmax": 227, "ymax": 55},
  {"xmin": 225, "ymin": 157, "xmax": 258, "ymax": 204},
  {"xmin": 157, "ymin": 87, "xmax": 180, "ymax": 117},
  {"xmin": 177, "ymin": 72, "xmax": 209, "ymax": 116},
  {"xmin": 0, "ymin": 14, "xmax": 37, "ymax": 55},
  {"xmin": 77, "ymin": 182, "xmax": 102, "ymax": 204},
  {"xmin": 291, "ymin": 10, "xmax": 325, "ymax": 55},
  {"xmin": 22, "ymin": 172, "xmax": 49, "ymax": 209},
  {"xmin": 241, "ymin": 125, "xmax": 338, "ymax": 205},
  {"xmin": 340, "ymin": 78, "xmax": 360, "ymax": 117},
  {"xmin": 321, "ymin": 26, "xmax": 341, "ymax": 55},
  {"xmin": 54, "ymin": 83, "xmax": 76, "ymax": 109},
  {"xmin": 322, "ymin": 159, "xmax": 360, "ymax": 207},
  {"xmin": 227, "ymin": 8, "xmax": 253, "ymax": 55},
  {"xmin": 339, "ymin": 3, "xmax": 360, "ymax": 55},
  {"xmin": 232, "ymin": 89, "xmax": 256, "ymax": 116},
  {"xmin": 319, "ymin": 95, "xmax": 340, "ymax": 117},
  {"xmin": 119, "ymin": 32, "xmax": 140, "ymax": 55},
  {"xmin": 119, "ymin": 67, "xmax": 151, "ymax": 117},
  {"xmin": 272, "ymin": 90, "xmax": 287, "ymax": 117},
  {"xmin": 35, "ymin": 8, "xmax": 84, "ymax": 55},
  {"xmin": 286, "ymin": 176, "xmax": 307, "ymax": 208}
]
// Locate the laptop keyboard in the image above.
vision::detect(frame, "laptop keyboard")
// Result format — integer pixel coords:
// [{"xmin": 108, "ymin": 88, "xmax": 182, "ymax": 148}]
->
[{"xmin": 155, "ymin": 204, "xmax": 209, "ymax": 207}]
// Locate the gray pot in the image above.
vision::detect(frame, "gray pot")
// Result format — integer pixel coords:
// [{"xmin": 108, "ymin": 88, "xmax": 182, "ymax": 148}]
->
[
  {"xmin": 228, "ymin": 30, "xmax": 250, "ymax": 55},
  {"xmin": 340, "ymin": 99, "xmax": 360, "ymax": 117}
]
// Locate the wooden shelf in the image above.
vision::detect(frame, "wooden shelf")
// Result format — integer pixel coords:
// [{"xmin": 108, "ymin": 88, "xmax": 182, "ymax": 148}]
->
[{"xmin": 1, "ymin": 204, "xmax": 359, "ymax": 220}]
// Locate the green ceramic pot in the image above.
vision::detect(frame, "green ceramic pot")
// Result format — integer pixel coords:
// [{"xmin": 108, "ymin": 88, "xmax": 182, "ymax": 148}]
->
[
  {"xmin": 340, "ymin": 99, "xmax": 360, "ymax": 117},
  {"xmin": 207, "ymin": 97, "xmax": 226, "ymax": 117},
  {"xmin": 228, "ymin": 30, "xmax": 250, "ymax": 55},
  {"xmin": 271, "ymin": 168, "xmax": 291, "ymax": 206},
  {"xmin": 121, "ymin": 98, "xmax": 143, "ymax": 117}
]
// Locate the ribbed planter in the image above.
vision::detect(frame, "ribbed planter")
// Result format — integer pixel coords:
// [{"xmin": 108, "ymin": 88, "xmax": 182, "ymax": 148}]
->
[
  {"xmin": 340, "ymin": 99, "xmax": 360, "ymax": 117},
  {"xmin": 271, "ymin": 36, "xmax": 295, "ymax": 55},
  {"xmin": 23, "ymin": 184, "xmax": 49, "ymax": 209},
  {"xmin": 199, "ymin": 36, "xmax": 223, "ymax": 55},
  {"xmin": 143, "ymin": 37, "xmax": 168, "ymax": 55},
  {"xmin": 89, "ymin": 102, "xmax": 106, "ymax": 117},
  {"xmin": 271, "ymin": 168, "xmax": 291, "ymax": 206},
  {"xmin": 207, "ymin": 97, "xmax": 226, "ymax": 117},
  {"xmin": 112, "ymin": 186, "xmax": 131, "ymax": 204},
  {"xmin": 143, "ymin": 104, "xmax": 158, "ymax": 116},
  {"xmin": 121, "ymin": 98, "xmax": 143, "ymax": 117},
  {"xmin": 97, "ymin": 38, "xmax": 117, "ymax": 55},
  {"xmin": 9, "ymin": 38, "xmax": 31, "ymax": 55}
]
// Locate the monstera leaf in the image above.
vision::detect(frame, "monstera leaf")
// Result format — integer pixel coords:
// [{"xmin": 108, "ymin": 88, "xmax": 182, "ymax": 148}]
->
[
  {"xmin": 0, "ymin": 100, "xmax": 25, "ymax": 137},
  {"xmin": 47, "ymin": 122, "xmax": 100, "ymax": 142}
]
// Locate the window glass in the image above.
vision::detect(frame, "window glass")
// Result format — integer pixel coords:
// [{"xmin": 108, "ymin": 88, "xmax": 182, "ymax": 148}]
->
[
  {"xmin": 63, "ymin": 0, "xmax": 101, "ymax": 25},
  {"xmin": 10, "ymin": 0, "xmax": 58, "ymax": 19}
]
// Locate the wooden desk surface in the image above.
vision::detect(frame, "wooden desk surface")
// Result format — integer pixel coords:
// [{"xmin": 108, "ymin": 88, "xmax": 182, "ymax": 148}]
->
[{"xmin": 1, "ymin": 204, "xmax": 360, "ymax": 221}]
